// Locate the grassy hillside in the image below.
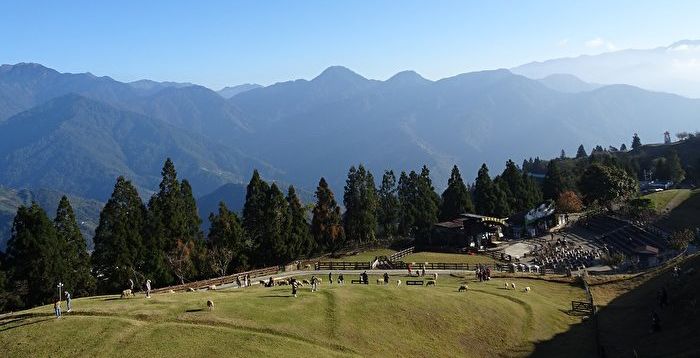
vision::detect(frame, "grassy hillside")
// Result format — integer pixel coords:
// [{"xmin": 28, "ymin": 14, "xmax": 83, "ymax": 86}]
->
[
  {"xmin": 643, "ymin": 189, "xmax": 692, "ymax": 214},
  {"xmin": 586, "ymin": 254, "xmax": 700, "ymax": 357},
  {"xmin": 0, "ymin": 274, "xmax": 590, "ymax": 357},
  {"xmin": 655, "ymin": 189, "xmax": 700, "ymax": 231}
]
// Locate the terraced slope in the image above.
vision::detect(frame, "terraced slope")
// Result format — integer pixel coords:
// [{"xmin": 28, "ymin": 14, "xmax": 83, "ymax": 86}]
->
[{"xmin": 0, "ymin": 275, "xmax": 589, "ymax": 357}]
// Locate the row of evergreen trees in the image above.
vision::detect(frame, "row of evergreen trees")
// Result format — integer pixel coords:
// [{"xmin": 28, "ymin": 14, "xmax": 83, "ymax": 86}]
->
[{"xmin": 1, "ymin": 158, "xmax": 544, "ymax": 310}]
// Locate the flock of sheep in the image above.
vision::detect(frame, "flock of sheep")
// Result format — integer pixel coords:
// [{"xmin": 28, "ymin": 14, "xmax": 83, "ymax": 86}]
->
[{"xmin": 120, "ymin": 272, "xmax": 533, "ymax": 312}]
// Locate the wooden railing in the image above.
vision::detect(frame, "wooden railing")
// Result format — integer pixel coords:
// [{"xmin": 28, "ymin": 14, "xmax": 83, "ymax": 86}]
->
[
  {"xmin": 388, "ymin": 247, "xmax": 415, "ymax": 262},
  {"xmin": 315, "ymin": 261, "xmax": 372, "ymax": 270},
  {"xmin": 151, "ymin": 266, "xmax": 279, "ymax": 294}
]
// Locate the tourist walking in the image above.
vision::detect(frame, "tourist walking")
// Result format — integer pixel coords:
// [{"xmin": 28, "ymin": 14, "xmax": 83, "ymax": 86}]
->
[
  {"xmin": 291, "ymin": 278, "xmax": 298, "ymax": 297},
  {"xmin": 145, "ymin": 279, "xmax": 151, "ymax": 298},
  {"xmin": 408, "ymin": 263, "xmax": 412, "ymax": 276},
  {"xmin": 54, "ymin": 299, "xmax": 62, "ymax": 318},
  {"xmin": 64, "ymin": 291, "xmax": 72, "ymax": 312},
  {"xmin": 383, "ymin": 272, "xmax": 389, "ymax": 285},
  {"xmin": 338, "ymin": 274, "xmax": 344, "ymax": 285},
  {"xmin": 236, "ymin": 276, "xmax": 242, "ymax": 288},
  {"xmin": 329, "ymin": 272, "xmax": 333, "ymax": 284},
  {"xmin": 311, "ymin": 276, "xmax": 318, "ymax": 292}
]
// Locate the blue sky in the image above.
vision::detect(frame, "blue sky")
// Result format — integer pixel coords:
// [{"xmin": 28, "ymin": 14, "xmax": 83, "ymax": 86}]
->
[{"xmin": 1, "ymin": 1, "xmax": 698, "ymax": 89}]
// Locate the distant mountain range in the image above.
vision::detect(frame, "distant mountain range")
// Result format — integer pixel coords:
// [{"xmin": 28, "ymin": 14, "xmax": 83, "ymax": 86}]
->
[
  {"xmin": 0, "ymin": 186, "xmax": 102, "ymax": 250},
  {"xmin": 1, "ymin": 60, "xmax": 700, "ymax": 220},
  {"xmin": 512, "ymin": 40, "xmax": 700, "ymax": 98},
  {"xmin": 217, "ymin": 84, "xmax": 262, "ymax": 99}
]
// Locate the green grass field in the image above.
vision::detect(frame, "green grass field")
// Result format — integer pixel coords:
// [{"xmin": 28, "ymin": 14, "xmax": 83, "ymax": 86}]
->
[
  {"xmin": 403, "ymin": 251, "xmax": 499, "ymax": 264},
  {"xmin": 655, "ymin": 189, "xmax": 700, "ymax": 231},
  {"xmin": 0, "ymin": 274, "xmax": 591, "ymax": 357},
  {"xmin": 643, "ymin": 189, "xmax": 692, "ymax": 214}
]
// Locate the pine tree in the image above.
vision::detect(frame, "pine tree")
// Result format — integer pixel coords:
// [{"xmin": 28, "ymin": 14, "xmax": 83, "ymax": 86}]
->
[
  {"xmin": 258, "ymin": 183, "xmax": 288, "ymax": 265},
  {"xmin": 284, "ymin": 186, "xmax": 314, "ymax": 259},
  {"xmin": 543, "ymin": 160, "xmax": 568, "ymax": 200},
  {"xmin": 576, "ymin": 145, "xmax": 587, "ymax": 159},
  {"xmin": 54, "ymin": 196, "xmax": 95, "ymax": 296},
  {"xmin": 5, "ymin": 203, "xmax": 65, "ymax": 307},
  {"xmin": 560, "ymin": 149, "xmax": 566, "ymax": 159},
  {"xmin": 207, "ymin": 202, "xmax": 247, "ymax": 273},
  {"xmin": 92, "ymin": 177, "xmax": 147, "ymax": 293},
  {"xmin": 498, "ymin": 160, "xmax": 532, "ymax": 214},
  {"xmin": 397, "ymin": 171, "xmax": 416, "ymax": 237},
  {"xmin": 414, "ymin": 169, "xmax": 439, "ymax": 243},
  {"xmin": 492, "ymin": 179, "xmax": 511, "ymax": 217},
  {"xmin": 632, "ymin": 133, "xmax": 642, "ymax": 150},
  {"xmin": 377, "ymin": 170, "xmax": 400, "ymax": 239},
  {"xmin": 620, "ymin": 143, "xmax": 628, "ymax": 151},
  {"xmin": 143, "ymin": 158, "xmax": 190, "ymax": 286},
  {"xmin": 474, "ymin": 164, "xmax": 498, "ymax": 216},
  {"xmin": 665, "ymin": 150, "xmax": 686, "ymax": 183},
  {"xmin": 242, "ymin": 170, "xmax": 270, "ymax": 255},
  {"xmin": 343, "ymin": 165, "xmax": 378, "ymax": 247},
  {"xmin": 180, "ymin": 180, "xmax": 207, "ymax": 279},
  {"xmin": 311, "ymin": 178, "xmax": 345, "ymax": 252},
  {"xmin": 439, "ymin": 165, "xmax": 474, "ymax": 220}
]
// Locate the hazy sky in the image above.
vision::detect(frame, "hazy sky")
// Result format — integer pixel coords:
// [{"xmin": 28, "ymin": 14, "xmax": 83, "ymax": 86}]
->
[{"xmin": 2, "ymin": 1, "xmax": 699, "ymax": 89}]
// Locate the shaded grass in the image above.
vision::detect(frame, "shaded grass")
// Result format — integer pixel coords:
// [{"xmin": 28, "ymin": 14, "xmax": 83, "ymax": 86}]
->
[
  {"xmin": 643, "ymin": 189, "xmax": 691, "ymax": 214},
  {"xmin": 326, "ymin": 249, "xmax": 396, "ymax": 262},
  {"xmin": 403, "ymin": 251, "xmax": 499, "ymax": 264},
  {"xmin": 0, "ymin": 274, "xmax": 588, "ymax": 357},
  {"xmin": 656, "ymin": 189, "xmax": 700, "ymax": 231}
]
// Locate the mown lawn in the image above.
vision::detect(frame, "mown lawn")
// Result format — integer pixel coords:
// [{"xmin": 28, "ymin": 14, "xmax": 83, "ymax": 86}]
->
[
  {"xmin": 403, "ymin": 251, "xmax": 499, "ymax": 265},
  {"xmin": 0, "ymin": 274, "xmax": 590, "ymax": 357}
]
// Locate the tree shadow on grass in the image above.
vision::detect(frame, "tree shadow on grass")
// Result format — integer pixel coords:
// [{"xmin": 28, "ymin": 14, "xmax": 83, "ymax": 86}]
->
[
  {"xmin": 260, "ymin": 295, "xmax": 292, "ymax": 298},
  {"xmin": 0, "ymin": 315, "xmax": 53, "ymax": 332},
  {"xmin": 185, "ymin": 309, "xmax": 204, "ymax": 313}
]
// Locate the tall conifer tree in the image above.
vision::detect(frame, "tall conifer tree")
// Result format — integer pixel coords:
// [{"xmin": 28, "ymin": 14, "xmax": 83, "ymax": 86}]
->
[
  {"xmin": 311, "ymin": 178, "xmax": 345, "ymax": 252},
  {"xmin": 440, "ymin": 165, "xmax": 474, "ymax": 220},
  {"xmin": 5, "ymin": 203, "xmax": 65, "ymax": 307},
  {"xmin": 92, "ymin": 177, "xmax": 147, "ymax": 293},
  {"xmin": 54, "ymin": 196, "xmax": 95, "ymax": 296},
  {"xmin": 377, "ymin": 170, "xmax": 400, "ymax": 239}
]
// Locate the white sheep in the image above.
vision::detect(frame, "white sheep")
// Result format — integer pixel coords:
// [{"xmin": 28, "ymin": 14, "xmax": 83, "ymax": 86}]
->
[
  {"xmin": 376, "ymin": 279, "xmax": 384, "ymax": 285},
  {"xmin": 524, "ymin": 286, "xmax": 531, "ymax": 292},
  {"xmin": 168, "ymin": 289, "xmax": 175, "ymax": 294},
  {"xmin": 207, "ymin": 300, "xmax": 214, "ymax": 310},
  {"xmin": 120, "ymin": 289, "xmax": 133, "ymax": 298},
  {"xmin": 188, "ymin": 287, "xmax": 196, "ymax": 292},
  {"xmin": 396, "ymin": 279, "xmax": 402, "ymax": 287},
  {"xmin": 433, "ymin": 273, "xmax": 438, "ymax": 280},
  {"xmin": 504, "ymin": 282, "xmax": 509, "ymax": 290},
  {"xmin": 511, "ymin": 282, "xmax": 516, "ymax": 290},
  {"xmin": 209, "ymin": 285, "xmax": 217, "ymax": 290}
]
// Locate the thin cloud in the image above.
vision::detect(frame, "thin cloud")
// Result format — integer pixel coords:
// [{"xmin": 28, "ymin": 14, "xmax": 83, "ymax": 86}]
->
[
  {"xmin": 585, "ymin": 37, "xmax": 617, "ymax": 51},
  {"xmin": 557, "ymin": 38, "xmax": 569, "ymax": 47}
]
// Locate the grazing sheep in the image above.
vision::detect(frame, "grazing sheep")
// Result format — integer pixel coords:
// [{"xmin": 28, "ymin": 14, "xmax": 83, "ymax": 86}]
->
[
  {"xmin": 511, "ymin": 282, "xmax": 516, "ymax": 290},
  {"xmin": 188, "ymin": 287, "xmax": 196, "ymax": 292},
  {"xmin": 377, "ymin": 279, "xmax": 384, "ymax": 285},
  {"xmin": 209, "ymin": 285, "xmax": 217, "ymax": 290},
  {"xmin": 504, "ymin": 282, "xmax": 509, "ymax": 290},
  {"xmin": 120, "ymin": 289, "xmax": 133, "ymax": 298},
  {"xmin": 396, "ymin": 280, "xmax": 402, "ymax": 287},
  {"xmin": 524, "ymin": 286, "xmax": 531, "ymax": 292},
  {"xmin": 433, "ymin": 273, "xmax": 438, "ymax": 280},
  {"xmin": 302, "ymin": 279, "xmax": 311, "ymax": 285},
  {"xmin": 426, "ymin": 280, "xmax": 436, "ymax": 287},
  {"xmin": 207, "ymin": 300, "xmax": 214, "ymax": 311},
  {"xmin": 168, "ymin": 289, "xmax": 175, "ymax": 294},
  {"xmin": 458, "ymin": 285, "xmax": 468, "ymax": 292}
]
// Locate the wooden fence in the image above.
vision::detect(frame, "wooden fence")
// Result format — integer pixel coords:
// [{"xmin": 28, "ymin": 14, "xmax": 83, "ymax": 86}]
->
[
  {"xmin": 315, "ymin": 261, "xmax": 372, "ymax": 270},
  {"xmin": 151, "ymin": 266, "xmax": 279, "ymax": 294},
  {"xmin": 388, "ymin": 247, "xmax": 415, "ymax": 262}
]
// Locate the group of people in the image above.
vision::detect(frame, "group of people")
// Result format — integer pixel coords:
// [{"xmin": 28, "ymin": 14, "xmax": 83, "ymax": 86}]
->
[
  {"xmin": 327, "ymin": 272, "xmax": 344, "ymax": 285},
  {"xmin": 235, "ymin": 274, "xmax": 251, "ymax": 288},
  {"xmin": 475, "ymin": 265, "xmax": 491, "ymax": 282},
  {"xmin": 53, "ymin": 291, "xmax": 73, "ymax": 318},
  {"xmin": 407, "ymin": 263, "xmax": 426, "ymax": 277}
]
